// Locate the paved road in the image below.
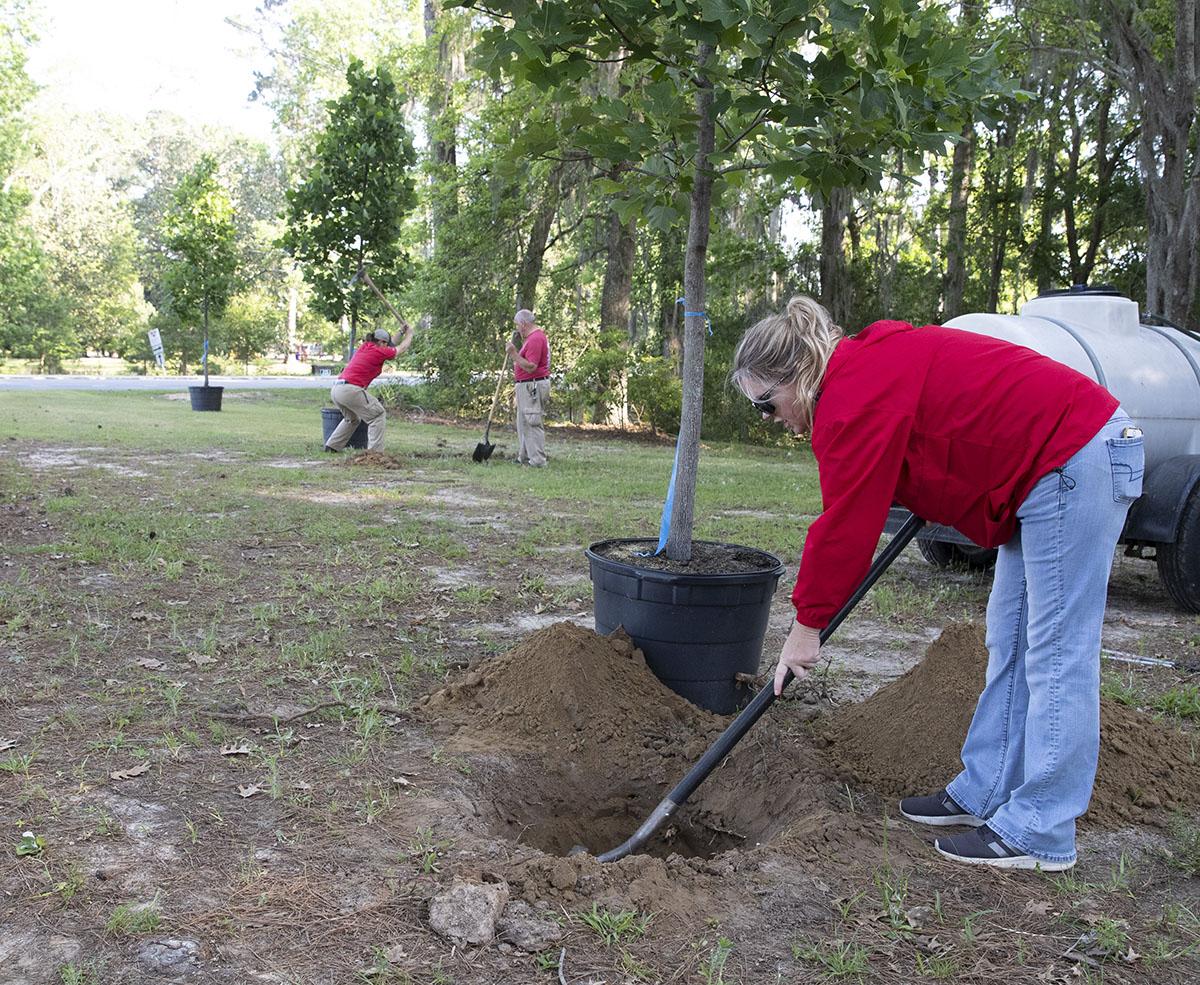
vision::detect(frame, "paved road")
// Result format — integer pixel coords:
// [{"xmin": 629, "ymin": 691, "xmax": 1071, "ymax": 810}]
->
[{"xmin": 0, "ymin": 373, "xmax": 421, "ymax": 391}]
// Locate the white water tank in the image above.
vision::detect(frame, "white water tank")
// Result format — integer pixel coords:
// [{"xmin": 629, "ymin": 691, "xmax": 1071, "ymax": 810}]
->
[{"xmin": 946, "ymin": 290, "xmax": 1200, "ymax": 469}]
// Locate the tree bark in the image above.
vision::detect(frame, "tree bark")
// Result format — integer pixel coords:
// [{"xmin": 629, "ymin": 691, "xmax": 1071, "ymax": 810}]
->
[
  {"xmin": 941, "ymin": 124, "xmax": 975, "ymax": 319},
  {"xmin": 819, "ymin": 187, "xmax": 853, "ymax": 327},
  {"xmin": 514, "ymin": 164, "xmax": 563, "ymax": 310},
  {"xmin": 664, "ymin": 44, "xmax": 715, "ymax": 563},
  {"xmin": 424, "ymin": 0, "xmax": 458, "ymax": 242},
  {"xmin": 1104, "ymin": 0, "xmax": 1200, "ymax": 324},
  {"xmin": 599, "ymin": 208, "xmax": 637, "ymax": 424}
]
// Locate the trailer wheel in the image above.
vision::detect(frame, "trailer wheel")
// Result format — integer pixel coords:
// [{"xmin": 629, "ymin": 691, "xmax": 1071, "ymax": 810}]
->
[
  {"xmin": 917, "ymin": 538, "xmax": 998, "ymax": 571},
  {"xmin": 1157, "ymin": 484, "xmax": 1200, "ymax": 613}
]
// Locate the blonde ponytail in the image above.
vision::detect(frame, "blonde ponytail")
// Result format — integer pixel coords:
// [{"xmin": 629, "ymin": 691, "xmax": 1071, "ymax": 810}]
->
[{"xmin": 730, "ymin": 295, "xmax": 843, "ymax": 430}]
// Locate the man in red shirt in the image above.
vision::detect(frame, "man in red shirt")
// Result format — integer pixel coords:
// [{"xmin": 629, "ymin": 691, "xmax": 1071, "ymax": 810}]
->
[
  {"xmin": 325, "ymin": 324, "xmax": 413, "ymax": 452},
  {"xmin": 731, "ymin": 295, "xmax": 1144, "ymax": 871},
  {"xmin": 505, "ymin": 308, "xmax": 551, "ymax": 467}
]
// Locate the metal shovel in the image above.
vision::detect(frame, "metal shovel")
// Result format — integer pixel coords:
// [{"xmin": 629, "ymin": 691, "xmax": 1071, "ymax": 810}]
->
[
  {"xmin": 472, "ymin": 352, "xmax": 509, "ymax": 463},
  {"xmin": 581, "ymin": 513, "xmax": 926, "ymax": 863}
]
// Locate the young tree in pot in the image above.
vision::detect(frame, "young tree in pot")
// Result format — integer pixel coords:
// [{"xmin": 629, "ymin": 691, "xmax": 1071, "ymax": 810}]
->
[
  {"xmin": 463, "ymin": 0, "xmax": 1005, "ymax": 710},
  {"xmin": 280, "ymin": 58, "xmax": 416, "ymax": 365},
  {"xmin": 162, "ymin": 154, "xmax": 239, "ymax": 409}
]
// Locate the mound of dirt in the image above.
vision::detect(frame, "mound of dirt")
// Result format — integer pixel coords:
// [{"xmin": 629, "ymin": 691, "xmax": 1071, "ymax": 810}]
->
[
  {"xmin": 824, "ymin": 622, "xmax": 1200, "ymax": 827},
  {"xmin": 425, "ymin": 621, "xmax": 717, "ymax": 765},
  {"xmin": 423, "ymin": 622, "xmax": 833, "ymax": 863}
]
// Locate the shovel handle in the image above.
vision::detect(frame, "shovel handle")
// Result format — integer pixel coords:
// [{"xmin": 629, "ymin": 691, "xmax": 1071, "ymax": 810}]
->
[
  {"xmin": 483, "ymin": 352, "xmax": 509, "ymax": 443},
  {"xmin": 595, "ymin": 512, "xmax": 926, "ymax": 863},
  {"xmin": 360, "ymin": 268, "xmax": 413, "ymax": 335}
]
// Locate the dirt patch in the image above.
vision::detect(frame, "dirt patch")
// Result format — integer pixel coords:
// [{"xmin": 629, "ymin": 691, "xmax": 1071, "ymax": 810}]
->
[
  {"xmin": 592, "ymin": 539, "xmax": 783, "ymax": 575},
  {"xmin": 423, "ymin": 623, "xmax": 822, "ymax": 862},
  {"xmin": 824, "ymin": 622, "xmax": 1200, "ymax": 828},
  {"xmin": 342, "ymin": 450, "xmax": 407, "ymax": 469}
]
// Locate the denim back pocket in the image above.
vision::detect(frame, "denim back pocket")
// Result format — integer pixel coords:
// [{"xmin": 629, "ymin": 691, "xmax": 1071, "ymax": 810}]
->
[{"xmin": 1106, "ymin": 436, "xmax": 1145, "ymax": 503}]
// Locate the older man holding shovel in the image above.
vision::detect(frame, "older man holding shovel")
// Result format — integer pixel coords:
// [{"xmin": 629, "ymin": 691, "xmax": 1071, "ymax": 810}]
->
[{"xmin": 505, "ymin": 309, "xmax": 551, "ymax": 467}]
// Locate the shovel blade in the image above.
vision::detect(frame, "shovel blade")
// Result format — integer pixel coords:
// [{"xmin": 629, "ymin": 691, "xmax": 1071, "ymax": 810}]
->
[{"xmin": 472, "ymin": 441, "xmax": 494, "ymax": 463}]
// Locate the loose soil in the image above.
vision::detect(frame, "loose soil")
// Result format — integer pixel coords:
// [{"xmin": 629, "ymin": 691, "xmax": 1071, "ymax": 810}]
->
[
  {"xmin": 592, "ymin": 539, "xmax": 783, "ymax": 574},
  {"xmin": 825, "ymin": 622, "xmax": 1200, "ymax": 828}
]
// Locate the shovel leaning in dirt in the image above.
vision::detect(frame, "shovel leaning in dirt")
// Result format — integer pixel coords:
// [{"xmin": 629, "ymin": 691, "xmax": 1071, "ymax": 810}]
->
[
  {"xmin": 472, "ymin": 351, "xmax": 510, "ymax": 463},
  {"xmin": 575, "ymin": 512, "xmax": 926, "ymax": 863}
]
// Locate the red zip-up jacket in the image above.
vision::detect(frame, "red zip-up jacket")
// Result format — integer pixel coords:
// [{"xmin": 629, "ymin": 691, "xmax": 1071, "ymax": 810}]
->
[{"xmin": 792, "ymin": 320, "xmax": 1118, "ymax": 629}]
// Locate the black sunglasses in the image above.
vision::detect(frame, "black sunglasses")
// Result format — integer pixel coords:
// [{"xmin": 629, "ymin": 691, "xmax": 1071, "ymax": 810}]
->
[{"xmin": 749, "ymin": 379, "xmax": 788, "ymax": 416}]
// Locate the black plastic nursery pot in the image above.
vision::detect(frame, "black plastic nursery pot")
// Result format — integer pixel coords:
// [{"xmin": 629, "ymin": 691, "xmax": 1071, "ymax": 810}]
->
[
  {"xmin": 188, "ymin": 385, "xmax": 223, "ymax": 412},
  {"xmin": 320, "ymin": 407, "xmax": 369, "ymax": 449},
  {"xmin": 585, "ymin": 539, "xmax": 786, "ymax": 714}
]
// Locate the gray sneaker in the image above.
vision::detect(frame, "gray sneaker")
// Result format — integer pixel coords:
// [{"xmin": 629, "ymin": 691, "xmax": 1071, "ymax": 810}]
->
[
  {"xmin": 899, "ymin": 788, "xmax": 984, "ymax": 827},
  {"xmin": 935, "ymin": 824, "xmax": 1075, "ymax": 871}
]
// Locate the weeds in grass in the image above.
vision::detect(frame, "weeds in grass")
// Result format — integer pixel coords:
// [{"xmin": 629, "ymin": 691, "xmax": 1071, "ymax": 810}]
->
[
  {"xmin": 58, "ymin": 962, "xmax": 99, "ymax": 985},
  {"xmin": 793, "ymin": 940, "xmax": 869, "ymax": 978},
  {"xmin": 357, "ymin": 783, "xmax": 393, "ymax": 823},
  {"xmin": 914, "ymin": 952, "xmax": 957, "ymax": 978},
  {"xmin": 0, "ymin": 751, "xmax": 34, "ymax": 775},
  {"xmin": 579, "ymin": 903, "xmax": 651, "ymax": 947},
  {"xmin": 960, "ymin": 910, "xmax": 993, "ymax": 944},
  {"xmin": 1153, "ymin": 684, "xmax": 1200, "ymax": 719},
  {"xmin": 106, "ymin": 896, "xmax": 161, "ymax": 935},
  {"xmin": 701, "ymin": 936, "xmax": 734, "ymax": 984},
  {"xmin": 453, "ymin": 585, "xmax": 499, "ymax": 606},
  {"xmin": 1086, "ymin": 917, "xmax": 1131, "ymax": 959},
  {"xmin": 1164, "ymin": 815, "xmax": 1200, "ymax": 875},
  {"xmin": 403, "ymin": 827, "xmax": 451, "ymax": 874},
  {"xmin": 1099, "ymin": 671, "xmax": 1139, "ymax": 706},
  {"xmin": 873, "ymin": 864, "xmax": 910, "ymax": 931}
]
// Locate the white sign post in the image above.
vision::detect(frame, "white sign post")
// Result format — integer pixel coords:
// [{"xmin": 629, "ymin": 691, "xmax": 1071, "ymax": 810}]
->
[{"xmin": 147, "ymin": 328, "xmax": 165, "ymax": 371}]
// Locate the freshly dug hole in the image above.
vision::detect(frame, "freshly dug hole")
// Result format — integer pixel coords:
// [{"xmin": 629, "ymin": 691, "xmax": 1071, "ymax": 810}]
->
[
  {"xmin": 825, "ymin": 622, "xmax": 1200, "ymax": 827},
  {"xmin": 424, "ymin": 622, "xmax": 822, "ymax": 859}
]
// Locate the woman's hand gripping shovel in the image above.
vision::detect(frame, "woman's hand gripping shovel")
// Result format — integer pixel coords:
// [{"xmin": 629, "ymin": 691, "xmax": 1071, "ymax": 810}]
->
[{"xmin": 572, "ymin": 513, "xmax": 926, "ymax": 862}]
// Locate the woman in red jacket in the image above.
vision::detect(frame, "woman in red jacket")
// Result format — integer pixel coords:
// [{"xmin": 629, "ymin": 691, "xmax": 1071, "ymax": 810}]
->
[{"xmin": 731, "ymin": 295, "xmax": 1144, "ymax": 871}]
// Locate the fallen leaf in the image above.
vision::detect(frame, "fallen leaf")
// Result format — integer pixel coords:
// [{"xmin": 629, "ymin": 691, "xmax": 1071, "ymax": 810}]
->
[
  {"xmin": 391, "ymin": 776, "xmax": 410, "ymax": 787},
  {"xmin": 0, "ymin": 739, "xmax": 15, "ymax": 752},
  {"xmin": 188, "ymin": 653, "xmax": 216, "ymax": 667},
  {"xmin": 1024, "ymin": 900, "xmax": 1055, "ymax": 917},
  {"xmin": 293, "ymin": 781, "xmax": 312, "ymax": 791},
  {"xmin": 220, "ymin": 743, "xmax": 253, "ymax": 756},
  {"xmin": 110, "ymin": 762, "xmax": 151, "ymax": 781},
  {"xmin": 135, "ymin": 658, "xmax": 164, "ymax": 670},
  {"xmin": 238, "ymin": 784, "xmax": 261, "ymax": 798}
]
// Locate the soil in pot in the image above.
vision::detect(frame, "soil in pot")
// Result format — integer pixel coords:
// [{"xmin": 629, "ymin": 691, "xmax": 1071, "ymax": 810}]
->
[{"xmin": 591, "ymin": 539, "xmax": 780, "ymax": 575}]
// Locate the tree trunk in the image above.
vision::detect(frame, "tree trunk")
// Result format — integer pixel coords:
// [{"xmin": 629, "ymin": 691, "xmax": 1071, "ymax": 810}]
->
[
  {"xmin": 657, "ymin": 224, "xmax": 684, "ymax": 365},
  {"xmin": 1104, "ymin": 0, "xmax": 1200, "ymax": 324},
  {"xmin": 664, "ymin": 44, "xmax": 715, "ymax": 563},
  {"xmin": 599, "ymin": 208, "xmax": 637, "ymax": 425},
  {"xmin": 203, "ymin": 298, "xmax": 210, "ymax": 388},
  {"xmin": 424, "ymin": 0, "xmax": 458, "ymax": 242},
  {"xmin": 514, "ymin": 164, "xmax": 563, "ymax": 309},
  {"xmin": 819, "ymin": 187, "xmax": 853, "ymax": 327},
  {"xmin": 942, "ymin": 123, "xmax": 975, "ymax": 319}
]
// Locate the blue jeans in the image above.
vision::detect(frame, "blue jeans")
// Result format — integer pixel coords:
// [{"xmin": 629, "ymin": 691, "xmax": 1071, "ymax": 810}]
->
[{"xmin": 946, "ymin": 410, "xmax": 1144, "ymax": 864}]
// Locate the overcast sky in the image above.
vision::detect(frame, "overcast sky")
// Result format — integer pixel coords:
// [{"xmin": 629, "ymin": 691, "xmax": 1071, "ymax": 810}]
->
[{"xmin": 28, "ymin": 0, "xmax": 276, "ymax": 142}]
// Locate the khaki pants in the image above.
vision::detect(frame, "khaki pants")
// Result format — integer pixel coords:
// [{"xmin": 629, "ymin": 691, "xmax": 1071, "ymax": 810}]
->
[
  {"xmin": 515, "ymin": 378, "xmax": 550, "ymax": 466},
  {"xmin": 328, "ymin": 383, "xmax": 386, "ymax": 451}
]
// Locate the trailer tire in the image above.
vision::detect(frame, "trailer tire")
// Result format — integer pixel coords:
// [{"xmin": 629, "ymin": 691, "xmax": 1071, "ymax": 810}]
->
[
  {"xmin": 1157, "ymin": 484, "xmax": 1200, "ymax": 613},
  {"xmin": 917, "ymin": 538, "xmax": 998, "ymax": 571}
]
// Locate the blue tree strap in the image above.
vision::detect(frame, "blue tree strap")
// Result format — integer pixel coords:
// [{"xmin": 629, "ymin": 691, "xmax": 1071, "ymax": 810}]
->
[
  {"xmin": 676, "ymin": 296, "xmax": 713, "ymax": 335},
  {"xmin": 654, "ymin": 432, "xmax": 682, "ymax": 555}
]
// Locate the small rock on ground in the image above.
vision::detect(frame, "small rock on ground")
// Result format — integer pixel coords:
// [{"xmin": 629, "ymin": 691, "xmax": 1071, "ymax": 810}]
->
[
  {"xmin": 498, "ymin": 901, "xmax": 562, "ymax": 952},
  {"xmin": 429, "ymin": 880, "xmax": 509, "ymax": 944},
  {"xmin": 137, "ymin": 938, "xmax": 200, "ymax": 975}
]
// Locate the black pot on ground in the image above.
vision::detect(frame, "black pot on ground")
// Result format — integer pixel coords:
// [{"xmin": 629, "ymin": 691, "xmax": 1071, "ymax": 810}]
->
[
  {"xmin": 188, "ymin": 385, "xmax": 223, "ymax": 412},
  {"xmin": 320, "ymin": 407, "xmax": 368, "ymax": 449},
  {"xmin": 585, "ymin": 539, "xmax": 786, "ymax": 714}
]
